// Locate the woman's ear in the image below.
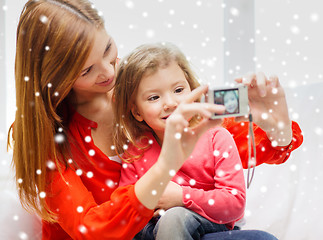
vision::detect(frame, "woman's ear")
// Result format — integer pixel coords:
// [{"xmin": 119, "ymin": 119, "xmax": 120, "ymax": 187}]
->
[{"xmin": 131, "ymin": 105, "xmax": 144, "ymax": 122}]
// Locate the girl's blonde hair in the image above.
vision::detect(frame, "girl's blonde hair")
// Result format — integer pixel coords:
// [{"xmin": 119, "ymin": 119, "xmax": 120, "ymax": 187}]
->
[
  {"xmin": 8, "ymin": 0, "xmax": 104, "ymax": 222},
  {"xmin": 113, "ymin": 42, "xmax": 201, "ymax": 162}
]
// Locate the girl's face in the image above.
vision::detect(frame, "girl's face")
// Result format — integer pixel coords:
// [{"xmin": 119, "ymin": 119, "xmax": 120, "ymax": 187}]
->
[
  {"xmin": 132, "ymin": 61, "xmax": 191, "ymax": 142},
  {"xmin": 73, "ymin": 29, "xmax": 118, "ymax": 101},
  {"xmin": 224, "ymin": 91, "xmax": 238, "ymax": 113}
]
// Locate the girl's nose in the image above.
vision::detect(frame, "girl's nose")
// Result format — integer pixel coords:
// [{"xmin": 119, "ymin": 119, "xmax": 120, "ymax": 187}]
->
[{"xmin": 163, "ymin": 96, "xmax": 178, "ymax": 111}]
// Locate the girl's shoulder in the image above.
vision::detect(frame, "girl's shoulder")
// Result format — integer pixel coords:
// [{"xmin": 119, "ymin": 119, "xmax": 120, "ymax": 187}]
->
[
  {"xmin": 205, "ymin": 125, "xmax": 232, "ymax": 138},
  {"xmin": 122, "ymin": 132, "xmax": 157, "ymax": 162}
]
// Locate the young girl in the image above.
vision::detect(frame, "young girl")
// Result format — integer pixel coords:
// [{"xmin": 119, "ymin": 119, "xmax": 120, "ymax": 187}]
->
[{"xmin": 113, "ymin": 42, "xmax": 247, "ymax": 239}]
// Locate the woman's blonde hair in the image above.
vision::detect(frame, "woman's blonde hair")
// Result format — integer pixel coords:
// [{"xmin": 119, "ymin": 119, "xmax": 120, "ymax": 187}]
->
[
  {"xmin": 113, "ymin": 42, "xmax": 201, "ymax": 162},
  {"xmin": 8, "ymin": 0, "xmax": 104, "ymax": 222}
]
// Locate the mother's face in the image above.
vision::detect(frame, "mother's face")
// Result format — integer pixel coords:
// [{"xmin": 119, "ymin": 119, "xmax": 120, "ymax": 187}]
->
[{"xmin": 72, "ymin": 28, "xmax": 118, "ymax": 100}]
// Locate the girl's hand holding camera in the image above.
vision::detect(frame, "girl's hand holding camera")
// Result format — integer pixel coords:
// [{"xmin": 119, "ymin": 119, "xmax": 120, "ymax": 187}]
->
[{"xmin": 159, "ymin": 85, "xmax": 225, "ymax": 172}]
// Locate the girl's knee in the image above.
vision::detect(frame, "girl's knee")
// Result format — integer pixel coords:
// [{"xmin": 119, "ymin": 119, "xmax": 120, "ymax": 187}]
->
[{"xmin": 159, "ymin": 207, "xmax": 193, "ymax": 223}]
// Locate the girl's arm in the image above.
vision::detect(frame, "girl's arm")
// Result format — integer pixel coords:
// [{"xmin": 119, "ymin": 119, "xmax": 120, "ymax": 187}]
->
[
  {"xmin": 134, "ymin": 85, "xmax": 225, "ymax": 209},
  {"xmin": 156, "ymin": 128, "xmax": 246, "ymax": 227}
]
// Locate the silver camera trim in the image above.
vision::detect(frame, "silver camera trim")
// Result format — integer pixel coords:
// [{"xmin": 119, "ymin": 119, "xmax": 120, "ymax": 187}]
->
[{"xmin": 207, "ymin": 84, "xmax": 249, "ymax": 119}]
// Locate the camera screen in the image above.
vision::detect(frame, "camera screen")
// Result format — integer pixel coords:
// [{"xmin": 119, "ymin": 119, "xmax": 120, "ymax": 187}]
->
[{"xmin": 213, "ymin": 88, "xmax": 240, "ymax": 114}]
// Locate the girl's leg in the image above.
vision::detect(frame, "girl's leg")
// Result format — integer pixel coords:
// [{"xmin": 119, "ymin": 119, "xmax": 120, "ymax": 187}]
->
[
  {"xmin": 133, "ymin": 218, "xmax": 158, "ymax": 240},
  {"xmin": 154, "ymin": 207, "xmax": 228, "ymax": 240},
  {"xmin": 201, "ymin": 229, "xmax": 278, "ymax": 240}
]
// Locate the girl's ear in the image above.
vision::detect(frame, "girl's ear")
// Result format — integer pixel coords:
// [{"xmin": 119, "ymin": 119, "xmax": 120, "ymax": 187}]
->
[{"xmin": 131, "ymin": 105, "xmax": 144, "ymax": 122}]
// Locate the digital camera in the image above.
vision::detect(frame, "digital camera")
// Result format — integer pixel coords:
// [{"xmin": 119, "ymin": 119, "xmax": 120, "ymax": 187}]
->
[{"xmin": 207, "ymin": 84, "xmax": 249, "ymax": 119}]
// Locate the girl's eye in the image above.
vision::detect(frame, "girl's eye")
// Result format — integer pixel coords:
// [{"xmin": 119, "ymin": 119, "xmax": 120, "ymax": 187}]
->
[
  {"xmin": 148, "ymin": 95, "xmax": 159, "ymax": 101},
  {"xmin": 175, "ymin": 87, "xmax": 184, "ymax": 93},
  {"xmin": 81, "ymin": 66, "xmax": 92, "ymax": 77}
]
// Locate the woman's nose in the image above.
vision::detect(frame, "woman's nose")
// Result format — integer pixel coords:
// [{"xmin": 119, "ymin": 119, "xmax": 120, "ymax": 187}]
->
[{"xmin": 98, "ymin": 61, "xmax": 115, "ymax": 80}]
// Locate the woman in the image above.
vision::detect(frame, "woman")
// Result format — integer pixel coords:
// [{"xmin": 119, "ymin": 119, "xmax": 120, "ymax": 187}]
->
[{"xmin": 8, "ymin": 0, "xmax": 302, "ymax": 239}]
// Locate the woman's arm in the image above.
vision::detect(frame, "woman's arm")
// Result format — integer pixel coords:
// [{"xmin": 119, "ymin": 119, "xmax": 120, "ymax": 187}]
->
[
  {"xmin": 229, "ymin": 72, "xmax": 303, "ymax": 167},
  {"xmin": 45, "ymin": 169, "xmax": 154, "ymax": 240},
  {"xmin": 235, "ymin": 72, "xmax": 298, "ymax": 146},
  {"xmin": 223, "ymin": 118, "xmax": 302, "ymax": 168}
]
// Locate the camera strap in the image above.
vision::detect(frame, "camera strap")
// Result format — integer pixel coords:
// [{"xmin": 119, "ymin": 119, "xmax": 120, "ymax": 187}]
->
[{"xmin": 247, "ymin": 113, "xmax": 256, "ymax": 188}]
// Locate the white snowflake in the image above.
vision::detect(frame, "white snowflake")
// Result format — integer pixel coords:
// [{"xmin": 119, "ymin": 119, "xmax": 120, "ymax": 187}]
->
[
  {"xmin": 174, "ymin": 132, "xmax": 181, "ymax": 139},
  {"xmin": 78, "ymin": 225, "xmax": 88, "ymax": 234},
  {"xmin": 18, "ymin": 232, "xmax": 28, "ymax": 240},
  {"xmin": 169, "ymin": 169, "xmax": 176, "ymax": 176},
  {"xmin": 77, "ymin": 206, "xmax": 84, "ymax": 213},
  {"xmin": 88, "ymin": 149, "xmax": 95, "ymax": 156},
  {"xmin": 310, "ymin": 13, "xmax": 319, "ymax": 22},
  {"xmin": 146, "ymin": 29, "xmax": 155, "ymax": 38},
  {"xmin": 84, "ymin": 136, "xmax": 91, "ymax": 143},
  {"xmin": 39, "ymin": 191, "xmax": 46, "ymax": 198},
  {"xmin": 208, "ymin": 199, "xmax": 215, "ymax": 205},
  {"xmin": 125, "ymin": 0, "xmax": 134, "ymax": 9},
  {"xmin": 189, "ymin": 179, "xmax": 196, "ymax": 186},
  {"xmin": 76, "ymin": 169, "xmax": 83, "ymax": 176},
  {"xmin": 87, "ymin": 171, "xmax": 93, "ymax": 178},
  {"xmin": 39, "ymin": 15, "xmax": 48, "ymax": 24}
]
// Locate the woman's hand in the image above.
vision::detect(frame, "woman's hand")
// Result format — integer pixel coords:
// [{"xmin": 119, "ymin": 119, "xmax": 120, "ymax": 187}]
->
[
  {"xmin": 235, "ymin": 72, "xmax": 293, "ymax": 146},
  {"xmin": 159, "ymin": 85, "xmax": 225, "ymax": 172},
  {"xmin": 153, "ymin": 181, "xmax": 184, "ymax": 217}
]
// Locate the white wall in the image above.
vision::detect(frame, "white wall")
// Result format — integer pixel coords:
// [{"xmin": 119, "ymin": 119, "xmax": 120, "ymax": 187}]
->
[
  {"xmin": 255, "ymin": 0, "xmax": 323, "ymax": 86},
  {"xmin": 1, "ymin": 0, "xmax": 322, "ymax": 239}
]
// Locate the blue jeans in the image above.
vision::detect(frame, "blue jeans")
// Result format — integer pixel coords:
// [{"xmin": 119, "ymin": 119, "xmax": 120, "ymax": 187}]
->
[
  {"xmin": 134, "ymin": 207, "xmax": 229, "ymax": 240},
  {"xmin": 201, "ymin": 230, "xmax": 278, "ymax": 240}
]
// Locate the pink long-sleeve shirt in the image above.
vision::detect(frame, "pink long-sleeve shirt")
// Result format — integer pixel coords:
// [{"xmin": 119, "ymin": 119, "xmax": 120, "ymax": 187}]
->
[{"xmin": 119, "ymin": 127, "xmax": 246, "ymax": 230}]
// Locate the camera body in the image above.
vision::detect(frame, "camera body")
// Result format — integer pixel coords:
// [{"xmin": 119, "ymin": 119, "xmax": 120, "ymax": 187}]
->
[{"xmin": 207, "ymin": 84, "xmax": 249, "ymax": 119}]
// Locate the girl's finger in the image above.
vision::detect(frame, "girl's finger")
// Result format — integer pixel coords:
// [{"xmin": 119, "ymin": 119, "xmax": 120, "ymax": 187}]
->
[
  {"xmin": 177, "ymin": 102, "xmax": 225, "ymax": 120},
  {"xmin": 182, "ymin": 85, "xmax": 208, "ymax": 104},
  {"xmin": 191, "ymin": 117, "xmax": 223, "ymax": 137}
]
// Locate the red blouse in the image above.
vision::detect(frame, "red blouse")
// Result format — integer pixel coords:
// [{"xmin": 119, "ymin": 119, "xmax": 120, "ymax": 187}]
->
[{"xmin": 222, "ymin": 118, "xmax": 303, "ymax": 168}]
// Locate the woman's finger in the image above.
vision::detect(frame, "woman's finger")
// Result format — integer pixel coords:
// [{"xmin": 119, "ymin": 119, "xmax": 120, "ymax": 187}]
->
[
  {"xmin": 236, "ymin": 72, "xmax": 256, "ymax": 86},
  {"xmin": 256, "ymin": 72, "xmax": 267, "ymax": 97},
  {"xmin": 268, "ymin": 74, "xmax": 279, "ymax": 88}
]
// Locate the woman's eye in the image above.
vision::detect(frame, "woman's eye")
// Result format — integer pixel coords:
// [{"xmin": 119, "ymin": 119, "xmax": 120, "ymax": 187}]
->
[
  {"xmin": 175, "ymin": 87, "xmax": 184, "ymax": 93},
  {"xmin": 81, "ymin": 67, "xmax": 92, "ymax": 77},
  {"xmin": 148, "ymin": 95, "xmax": 159, "ymax": 101}
]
